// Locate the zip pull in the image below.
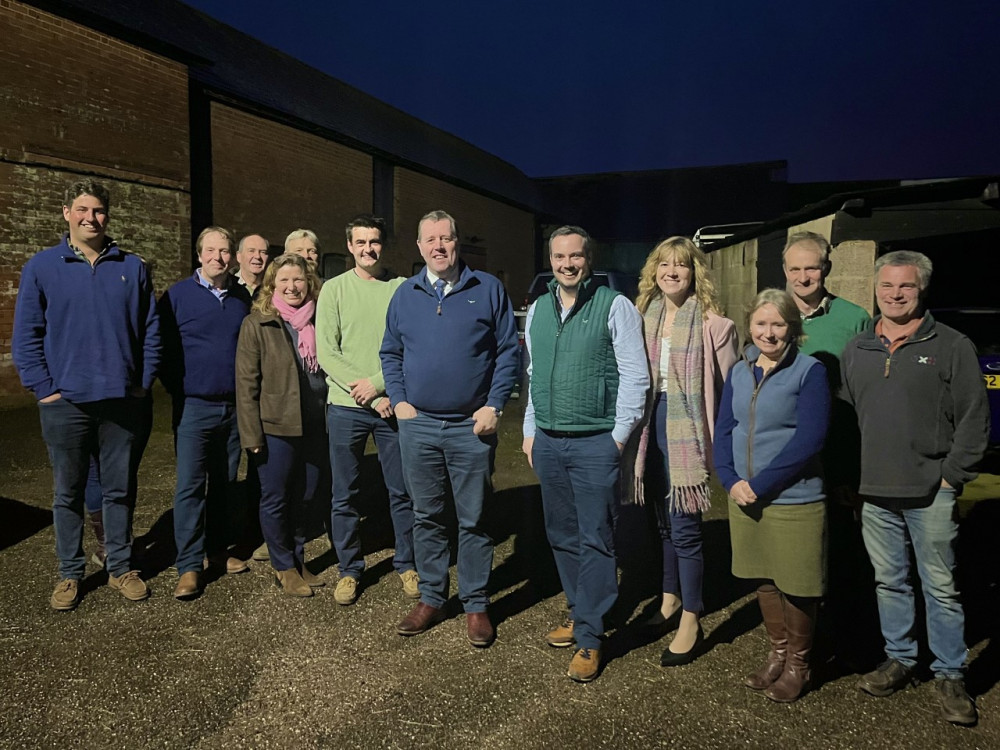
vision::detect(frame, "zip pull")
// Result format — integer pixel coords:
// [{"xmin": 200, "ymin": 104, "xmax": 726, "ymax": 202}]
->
[
  {"xmin": 437, "ymin": 302, "xmax": 442, "ymax": 315},
  {"xmin": 884, "ymin": 356, "xmax": 891, "ymax": 378}
]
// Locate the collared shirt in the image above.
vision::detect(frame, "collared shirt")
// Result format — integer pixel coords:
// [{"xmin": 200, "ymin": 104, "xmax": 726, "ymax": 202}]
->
[
  {"xmin": 522, "ymin": 292, "xmax": 649, "ymax": 444},
  {"xmin": 70, "ymin": 237, "xmax": 115, "ymax": 265},
  {"xmin": 195, "ymin": 269, "xmax": 229, "ymax": 302},
  {"xmin": 233, "ymin": 268, "xmax": 258, "ymax": 294},
  {"xmin": 875, "ymin": 316, "xmax": 923, "ymax": 354},
  {"xmin": 425, "ymin": 268, "xmax": 455, "ymax": 296},
  {"xmin": 800, "ymin": 293, "xmax": 832, "ymax": 320}
]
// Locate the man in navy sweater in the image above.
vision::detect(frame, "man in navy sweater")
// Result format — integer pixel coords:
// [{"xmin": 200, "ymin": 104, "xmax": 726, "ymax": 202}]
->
[
  {"xmin": 158, "ymin": 226, "xmax": 252, "ymax": 599},
  {"xmin": 380, "ymin": 210, "xmax": 519, "ymax": 647},
  {"xmin": 13, "ymin": 180, "xmax": 160, "ymax": 610}
]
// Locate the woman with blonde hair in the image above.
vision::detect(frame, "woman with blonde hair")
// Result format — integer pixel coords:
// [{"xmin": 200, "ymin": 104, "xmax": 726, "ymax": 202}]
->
[
  {"xmin": 626, "ymin": 236, "xmax": 738, "ymax": 666},
  {"xmin": 236, "ymin": 254, "xmax": 328, "ymax": 596},
  {"xmin": 713, "ymin": 288, "xmax": 829, "ymax": 702}
]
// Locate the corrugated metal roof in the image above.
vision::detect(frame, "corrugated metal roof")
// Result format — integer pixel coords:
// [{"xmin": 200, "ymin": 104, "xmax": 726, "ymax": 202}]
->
[{"xmin": 26, "ymin": 0, "xmax": 540, "ymax": 210}]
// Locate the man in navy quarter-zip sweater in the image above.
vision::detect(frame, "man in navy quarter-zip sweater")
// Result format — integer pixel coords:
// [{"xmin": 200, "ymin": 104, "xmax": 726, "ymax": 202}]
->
[
  {"xmin": 380, "ymin": 210, "xmax": 519, "ymax": 648},
  {"xmin": 842, "ymin": 250, "xmax": 988, "ymax": 726},
  {"xmin": 158, "ymin": 226, "xmax": 252, "ymax": 600},
  {"xmin": 13, "ymin": 180, "xmax": 160, "ymax": 610}
]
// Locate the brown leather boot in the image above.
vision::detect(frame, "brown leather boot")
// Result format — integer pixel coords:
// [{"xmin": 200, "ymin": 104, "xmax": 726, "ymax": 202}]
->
[
  {"xmin": 88, "ymin": 510, "xmax": 107, "ymax": 567},
  {"xmin": 745, "ymin": 585, "xmax": 786, "ymax": 690},
  {"xmin": 765, "ymin": 596, "xmax": 816, "ymax": 703}
]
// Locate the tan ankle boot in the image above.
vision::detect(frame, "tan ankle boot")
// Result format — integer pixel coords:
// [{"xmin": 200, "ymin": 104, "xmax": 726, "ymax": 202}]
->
[{"xmin": 275, "ymin": 568, "xmax": 312, "ymax": 597}]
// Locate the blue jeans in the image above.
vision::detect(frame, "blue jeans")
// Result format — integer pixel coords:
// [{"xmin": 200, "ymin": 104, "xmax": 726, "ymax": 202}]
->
[
  {"xmin": 172, "ymin": 399, "xmax": 241, "ymax": 574},
  {"xmin": 397, "ymin": 412, "xmax": 496, "ymax": 612},
  {"xmin": 646, "ymin": 393, "xmax": 704, "ymax": 613},
  {"xmin": 255, "ymin": 431, "xmax": 326, "ymax": 572},
  {"xmin": 861, "ymin": 487, "xmax": 967, "ymax": 677},
  {"xmin": 532, "ymin": 429, "xmax": 620, "ymax": 651},
  {"xmin": 328, "ymin": 405, "xmax": 414, "ymax": 579},
  {"xmin": 38, "ymin": 397, "xmax": 145, "ymax": 578}
]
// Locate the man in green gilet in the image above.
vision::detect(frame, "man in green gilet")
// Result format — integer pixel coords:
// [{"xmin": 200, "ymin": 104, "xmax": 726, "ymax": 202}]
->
[{"xmin": 522, "ymin": 225, "xmax": 648, "ymax": 682}]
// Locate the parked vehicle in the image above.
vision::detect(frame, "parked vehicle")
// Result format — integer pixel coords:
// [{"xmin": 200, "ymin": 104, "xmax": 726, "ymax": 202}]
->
[
  {"xmin": 931, "ymin": 308, "xmax": 1000, "ymax": 447},
  {"xmin": 521, "ymin": 271, "xmax": 639, "ymax": 309}
]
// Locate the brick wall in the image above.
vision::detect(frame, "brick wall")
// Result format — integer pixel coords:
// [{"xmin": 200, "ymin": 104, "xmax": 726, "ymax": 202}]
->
[
  {"xmin": 211, "ymin": 104, "xmax": 372, "ymax": 252},
  {"xmin": 394, "ymin": 168, "xmax": 535, "ymax": 303},
  {"xmin": 0, "ymin": 0, "xmax": 191, "ymax": 399},
  {"xmin": 0, "ymin": 1, "xmax": 189, "ymax": 183}
]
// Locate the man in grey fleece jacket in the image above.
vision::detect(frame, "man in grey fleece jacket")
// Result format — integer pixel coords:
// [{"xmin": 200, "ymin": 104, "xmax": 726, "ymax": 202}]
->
[{"xmin": 842, "ymin": 250, "xmax": 988, "ymax": 726}]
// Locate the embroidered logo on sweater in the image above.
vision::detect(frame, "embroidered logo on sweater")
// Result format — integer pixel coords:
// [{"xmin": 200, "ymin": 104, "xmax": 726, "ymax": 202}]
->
[{"xmin": 913, "ymin": 354, "xmax": 936, "ymax": 366}]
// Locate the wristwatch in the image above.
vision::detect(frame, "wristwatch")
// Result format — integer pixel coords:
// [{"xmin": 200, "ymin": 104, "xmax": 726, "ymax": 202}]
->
[{"xmin": 490, "ymin": 406, "xmax": 503, "ymax": 418}]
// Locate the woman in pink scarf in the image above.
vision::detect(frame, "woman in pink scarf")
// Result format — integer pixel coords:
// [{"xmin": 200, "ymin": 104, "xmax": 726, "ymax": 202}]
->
[
  {"xmin": 236, "ymin": 254, "xmax": 328, "ymax": 596},
  {"xmin": 625, "ymin": 237, "xmax": 738, "ymax": 665}
]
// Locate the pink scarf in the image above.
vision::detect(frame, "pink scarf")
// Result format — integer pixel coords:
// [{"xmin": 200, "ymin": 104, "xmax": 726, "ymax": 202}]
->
[{"xmin": 272, "ymin": 294, "xmax": 319, "ymax": 373}]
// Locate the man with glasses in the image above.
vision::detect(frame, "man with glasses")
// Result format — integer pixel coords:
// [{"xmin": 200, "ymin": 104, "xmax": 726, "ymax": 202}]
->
[{"xmin": 380, "ymin": 210, "xmax": 519, "ymax": 648}]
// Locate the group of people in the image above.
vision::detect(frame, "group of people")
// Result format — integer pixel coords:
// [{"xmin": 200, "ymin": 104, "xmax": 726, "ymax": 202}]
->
[
  {"xmin": 11, "ymin": 181, "xmax": 987, "ymax": 727},
  {"xmin": 519, "ymin": 226, "xmax": 986, "ymax": 727}
]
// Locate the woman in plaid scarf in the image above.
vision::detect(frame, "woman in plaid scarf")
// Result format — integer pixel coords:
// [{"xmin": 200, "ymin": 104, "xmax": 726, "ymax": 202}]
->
[{"xmin": 625, "ymin": 237, "xmax": 738, "ymax": 666}]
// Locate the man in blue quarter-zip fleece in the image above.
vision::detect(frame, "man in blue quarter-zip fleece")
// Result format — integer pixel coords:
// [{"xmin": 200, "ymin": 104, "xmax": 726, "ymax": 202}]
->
[
  {"xmin": 380, "ymin": 210, "xmax": 519, "ymax": 649},
  {"xmin": 13, "ymin": 180, "xmax": 160, "ymax": 610},
  {"xmin": 842, "ymin": 250, "xmax": 988, "ymax": 726},
  {"xmin": 158, "ymin": 226, "xmax": 252, "ymax": 600},
  {"xmin": 521, "ymin": 226, "xmax": 649, "ymax": 682}
]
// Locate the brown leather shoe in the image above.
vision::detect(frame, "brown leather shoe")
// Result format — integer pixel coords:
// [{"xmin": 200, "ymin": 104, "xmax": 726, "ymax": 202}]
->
[
  {"xmin": 568, "ymin": 648, "xmax": 601, "ymax": 682},
  {"xmin": 275, "ymin": 569, "xmax": 313, "ymax": 597},
  {"xmin": 397, "ymin": 602, "xmax": 445, "ymax": 636},
  {"xmin": 466, "ymin": 611, "xmax": 495, "ymax": 648},
  {"xmin": 225, "ymin": 556, "xmax": 249, "ymax": 575},
  {"xmin": 174, "ymin": 571, "xmax": 201, "ymax": 600},
  {"xmin": 546, "ymin": 617, "xmax": 575, "ymax": 648}
]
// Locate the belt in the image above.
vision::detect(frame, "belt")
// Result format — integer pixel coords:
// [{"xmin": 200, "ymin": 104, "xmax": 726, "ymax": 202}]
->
[{"xmin": 539, "ymin": 428, "xmax": 610, "ymax": 439}]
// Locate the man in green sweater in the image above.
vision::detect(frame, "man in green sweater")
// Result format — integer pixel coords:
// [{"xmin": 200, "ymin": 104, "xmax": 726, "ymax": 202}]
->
[{"xmin": 316, "ymin": 215, "xmax": 417, "ymax": 606}]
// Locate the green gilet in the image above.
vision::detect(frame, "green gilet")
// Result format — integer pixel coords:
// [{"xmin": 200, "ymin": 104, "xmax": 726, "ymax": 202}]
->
[{"xmin": 529, "ymin": 277, "xmax": 620, "ymax": 432}]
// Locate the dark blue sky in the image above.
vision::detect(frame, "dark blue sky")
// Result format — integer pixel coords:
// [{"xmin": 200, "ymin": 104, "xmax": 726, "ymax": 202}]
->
[{"xmin": 183, "ymin": 0, "xmax": 1000, "ymax": 182}]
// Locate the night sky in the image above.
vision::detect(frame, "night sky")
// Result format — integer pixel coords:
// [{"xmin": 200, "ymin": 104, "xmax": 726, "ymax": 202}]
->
[{"xmin": 182, "ymin": 0, "xmax": 1000, "ymax": 183}]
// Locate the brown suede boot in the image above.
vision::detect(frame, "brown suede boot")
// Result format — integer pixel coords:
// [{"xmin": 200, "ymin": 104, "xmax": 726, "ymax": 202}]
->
[
  {"xmin": 745, "ymin": 585, "xmax": 787, "ymax": 690},
  {"xmin": 765, "ymin": 596, "xmax": 816, "ymax": 703},
  {"xmin": 88, "ymin": 510, "xmax": 107, "ymax": 567}
]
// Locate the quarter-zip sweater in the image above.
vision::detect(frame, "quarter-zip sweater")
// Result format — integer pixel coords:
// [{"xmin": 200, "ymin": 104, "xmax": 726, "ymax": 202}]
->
[
  {"xmin": 714, "ymin": 344, "xmax": 829, "ymax": 504},
  {"xmin": 528, "ymin": 277, "xmax": 619, "ymax": 432},
  {"xmin": 840, "ymin": 313, "xmax": 988, "ymax": 503},
  {"xmin": 12, "ymin": 235, "xmax": 160, "ymax": 402},
  {"xmin": 380, "ymin": 262, "xmax": 519, "ymax": 419},
  {"xmin": 158, "ymin": 273, "xmax": 251, "ymax": 401}
]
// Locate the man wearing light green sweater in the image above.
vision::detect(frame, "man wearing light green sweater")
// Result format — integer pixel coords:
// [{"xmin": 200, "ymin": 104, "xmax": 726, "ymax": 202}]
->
[{"xmin": 316, "ymin": 215, "xmax": 417, "ymax": 606}]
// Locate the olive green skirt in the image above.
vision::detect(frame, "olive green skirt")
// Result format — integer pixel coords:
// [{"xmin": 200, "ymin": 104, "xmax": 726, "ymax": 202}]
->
[{"xmin": 728, "ymin": 498, "xmax": 827, "ymax": 597}]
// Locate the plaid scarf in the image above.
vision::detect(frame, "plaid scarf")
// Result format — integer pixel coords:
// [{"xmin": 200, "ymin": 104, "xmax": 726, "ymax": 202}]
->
[{"xmin": 626, "ymin": 295, "xmax": 712, "ymax": 513}]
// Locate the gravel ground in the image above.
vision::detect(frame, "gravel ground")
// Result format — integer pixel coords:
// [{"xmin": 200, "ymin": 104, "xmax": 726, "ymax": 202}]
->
[{"xmin": 0, "ymin": 388, "xmax": 998, "ymax": 749}]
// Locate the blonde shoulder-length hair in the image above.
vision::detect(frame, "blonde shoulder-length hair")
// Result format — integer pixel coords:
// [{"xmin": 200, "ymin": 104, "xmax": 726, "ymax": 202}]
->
[
  {"xmin": 251, "ymin": 253, "xmax": 323, "ymax": 317},
  {"xmin": 635, "ymin": 236, "xmax": 722, "ymax": 318}
]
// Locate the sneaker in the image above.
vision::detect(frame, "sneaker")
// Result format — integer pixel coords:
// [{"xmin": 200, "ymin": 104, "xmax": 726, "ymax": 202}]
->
[
  {"xmin": 334, "ymin": 576, "xmax": 358, "ymax": 606},
  {"xmin": 935, "ymin": 678, "xmax": 977, "ymax": 725},
  {"xmin": 251, "ymin": 543, "xmax": 270, "ymax": 562},
  {"xmin": 546, "ymin": 617, "xmax": 575, "ymax": 648},
  {"xmin": 50, "ymin": 579, "xmax": 80, "ymax": 611},
  {"xmin": 108, "ymin": 570, "xmax": 150, "ymax": 601},
  {"xmin": 567, "ymin": 648, "xmax": 601, "ymax": 682},
  {"xmin": 857, "ymin": 658, "xmax": 915, "ymax": 697},
  {"xmin": 399, "ymin": 570, "xmax": 420, "ymax": 599}
]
